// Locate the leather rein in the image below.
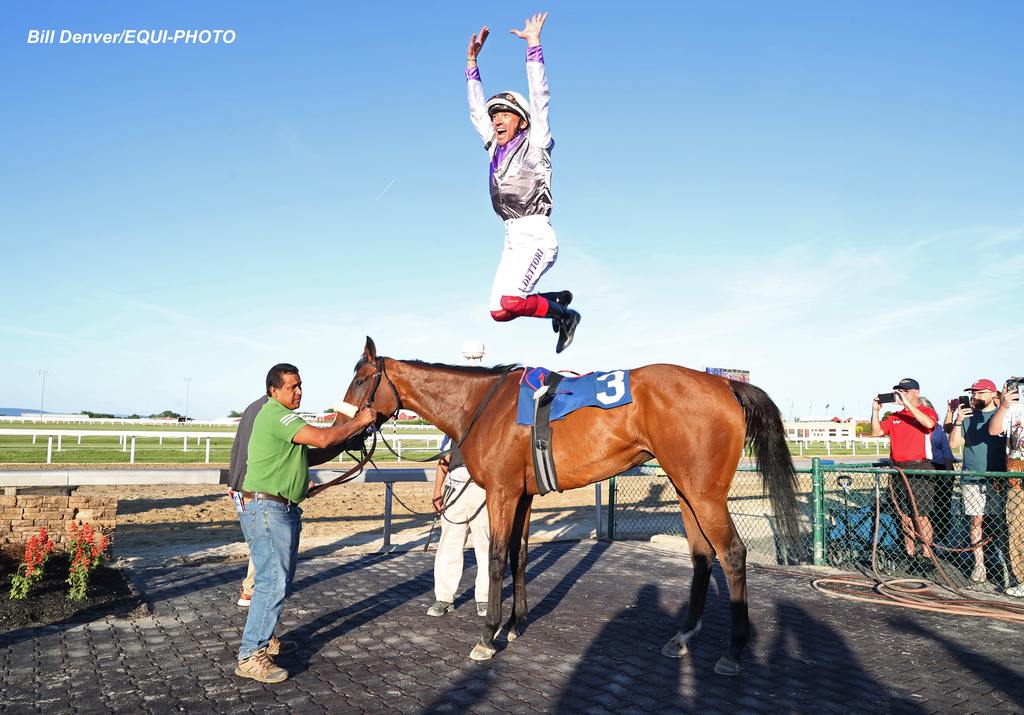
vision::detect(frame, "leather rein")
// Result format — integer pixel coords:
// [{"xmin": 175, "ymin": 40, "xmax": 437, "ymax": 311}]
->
[{"xmin": 306, "ymin": 359, "xmax": 517, "ymax": 497}]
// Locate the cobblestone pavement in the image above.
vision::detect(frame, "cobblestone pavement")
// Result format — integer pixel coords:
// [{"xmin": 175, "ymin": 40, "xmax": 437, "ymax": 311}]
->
[{"xmin": 2, "ymin": 541, "xmax": 1022, "ymax": 714}]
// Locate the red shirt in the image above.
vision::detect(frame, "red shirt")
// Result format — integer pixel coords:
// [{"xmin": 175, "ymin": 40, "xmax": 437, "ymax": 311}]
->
[{"xmin": 880, "ymin": 406, "xmax": 937, "ymax": 462}]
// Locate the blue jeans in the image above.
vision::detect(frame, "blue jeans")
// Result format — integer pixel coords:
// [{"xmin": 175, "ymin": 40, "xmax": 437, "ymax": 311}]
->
[{"xmin": 238, "ymin": 497, "xmax": 301, "ymax": 660}]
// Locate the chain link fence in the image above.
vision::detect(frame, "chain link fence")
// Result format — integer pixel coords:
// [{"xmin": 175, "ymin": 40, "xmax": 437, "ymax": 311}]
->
[
  {"xmin": 609, "ymin": 463, "xmax": 816, "ymax": 566},
  {"xmin": 608, "ymin": 460, "xmax": 1024, "ymax": 598}
]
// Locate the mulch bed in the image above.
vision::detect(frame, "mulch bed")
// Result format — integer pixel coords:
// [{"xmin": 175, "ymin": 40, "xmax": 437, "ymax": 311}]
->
[{"xmin": 0, "ymin": 553, "xmax": 144, "ymax": 633}]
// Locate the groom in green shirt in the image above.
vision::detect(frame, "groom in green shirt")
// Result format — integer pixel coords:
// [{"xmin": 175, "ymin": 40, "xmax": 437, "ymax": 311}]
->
[{"xmin": 235, "ymin": 363, "xmax": 376, "ymax": 684}]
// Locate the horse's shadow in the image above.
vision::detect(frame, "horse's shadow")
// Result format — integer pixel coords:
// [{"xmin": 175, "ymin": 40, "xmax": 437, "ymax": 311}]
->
[
  {"xmin": 282, "ymin": 577, "xmax": 433, "ymax": 677},
  {"xmin": 888, "ymin": 615, "xmax": 1024, "ymax": 709}
]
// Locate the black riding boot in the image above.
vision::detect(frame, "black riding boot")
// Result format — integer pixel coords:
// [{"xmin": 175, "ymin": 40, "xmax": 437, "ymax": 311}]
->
[
  {"xmin": 541, "ymin": 296, "xmax": 581, "ymax": 354},
  {"xmin": 540, "ymin": 291, "xmax": 573, "ymax": 334}
]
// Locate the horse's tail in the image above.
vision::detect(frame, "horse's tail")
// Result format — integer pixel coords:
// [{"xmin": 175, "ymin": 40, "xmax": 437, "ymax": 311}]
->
[{"xmin": 729, "ymin": 380, "xmax": 802, "ymax": 559}]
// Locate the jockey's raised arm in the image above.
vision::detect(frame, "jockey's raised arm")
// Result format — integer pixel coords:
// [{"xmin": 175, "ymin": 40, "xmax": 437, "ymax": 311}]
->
[{"xmin": 466, "ymin": 26, "xmax": 493, "ymax": 147}]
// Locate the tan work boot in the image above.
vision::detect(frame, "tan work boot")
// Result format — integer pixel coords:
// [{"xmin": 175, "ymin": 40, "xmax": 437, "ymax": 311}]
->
[
  {"xmin": 235, "ymin": 648, "xmax": 288, "ymax": 683},
  {"xmin": 267, "ymin": 635, "xmax": 296, "ymax": 657}
]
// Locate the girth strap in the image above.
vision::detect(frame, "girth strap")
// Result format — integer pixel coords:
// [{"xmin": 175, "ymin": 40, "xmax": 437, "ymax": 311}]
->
[{"xmin": 531, "ymin": 371, "xmax": 564, "ymax": 495}]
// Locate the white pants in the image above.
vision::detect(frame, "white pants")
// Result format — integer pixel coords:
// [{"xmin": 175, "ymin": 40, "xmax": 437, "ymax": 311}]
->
[
  {"xmin": 434, "ymin": 479, "xmax": 490, "ymax": 603},
  {"xmin": 488, "ymin": 215, "xmax": 558, "ymax": 311}
]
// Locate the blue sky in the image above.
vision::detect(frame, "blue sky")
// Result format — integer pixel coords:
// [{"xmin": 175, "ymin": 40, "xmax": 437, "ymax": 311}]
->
[{"xmin": 2, "ymin": 1, "xmax": 1021, "ymax": 420}]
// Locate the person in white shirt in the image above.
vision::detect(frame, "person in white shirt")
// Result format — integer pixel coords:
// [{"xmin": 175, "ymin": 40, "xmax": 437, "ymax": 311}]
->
[
  {"xmin": 426, "ymin": 437, "xmax": 490, "ymax": 617},
  {"xmin": 988, "ymin": 379, "xmax": 1024, "ymax": 596}
]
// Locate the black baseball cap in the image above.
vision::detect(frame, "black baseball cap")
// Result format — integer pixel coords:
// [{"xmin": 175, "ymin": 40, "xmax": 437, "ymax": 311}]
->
[{"xmin": 893, "ymin": 378, "xmax": 920, "ymax": 390}]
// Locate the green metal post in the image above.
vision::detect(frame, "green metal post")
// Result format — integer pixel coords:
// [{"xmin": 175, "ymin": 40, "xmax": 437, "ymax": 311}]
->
[
  {"xmin": 607, "ymin": 476, "xmax": 616, "ymax": 541},
  {"xmin": 811, "ymin": 457, "xmax": 825, "ymax": 565}
]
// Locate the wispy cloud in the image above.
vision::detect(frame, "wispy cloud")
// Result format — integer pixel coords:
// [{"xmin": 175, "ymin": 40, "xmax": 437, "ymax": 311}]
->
[{"xmin": 370, "ymin": 179, "xmax": 396, "ymax": 205}]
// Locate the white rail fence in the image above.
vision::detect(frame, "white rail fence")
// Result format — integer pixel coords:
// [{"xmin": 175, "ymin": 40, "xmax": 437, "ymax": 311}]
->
[
  {"xmin": 786, "ymin": 436, "xmax": 889, "ymax": 456},
  {"xmin": 0, "ymin": 429, "xmax": 444, "ymax": 465}
]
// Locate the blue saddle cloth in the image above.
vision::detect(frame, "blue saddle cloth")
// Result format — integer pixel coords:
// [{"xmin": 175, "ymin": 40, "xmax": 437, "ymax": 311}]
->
[{"xmin": 516, "ymin": 367, "xmax": 633, "ymax": 426}]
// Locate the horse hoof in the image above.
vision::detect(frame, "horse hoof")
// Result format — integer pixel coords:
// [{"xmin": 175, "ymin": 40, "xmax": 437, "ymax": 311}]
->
[
  {"xmin": 470, "ymin": 643, "xmax": 496, "ymax": 661},
  {"xmin": 661, "ymin": 624, "xmax": 700, "ymax": 658},
  {"xmin": 507, "ymin": 626, "xmax": 521, "ymax": 642},
  {"xmin": 661, "ymin": 638, "xmax": 688, "ymax": 658},
  {"xmin": 714, "ymin": 656, "xmax": 742, "ymax": 676}
]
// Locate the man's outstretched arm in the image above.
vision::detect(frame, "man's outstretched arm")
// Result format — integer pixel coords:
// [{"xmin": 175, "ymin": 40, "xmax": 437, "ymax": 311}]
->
[{"xmin": 466, "ymin": 25, "xmax": 493, "ymax": 146}]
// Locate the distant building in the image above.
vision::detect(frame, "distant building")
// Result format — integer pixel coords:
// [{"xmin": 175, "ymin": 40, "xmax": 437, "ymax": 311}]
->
[
  {"xmin": 705, "ymin": 367, "xmax": 750, "ymax": 383},
  {"xmin": 783, "ymin": 420, "xmax": 856, "ymax": 440}
]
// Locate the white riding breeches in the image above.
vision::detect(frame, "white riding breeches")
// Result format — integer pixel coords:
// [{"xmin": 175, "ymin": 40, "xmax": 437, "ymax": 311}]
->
[{"xmin": 488, "ymin": 215, "xmax": 558, "ymax": 311}]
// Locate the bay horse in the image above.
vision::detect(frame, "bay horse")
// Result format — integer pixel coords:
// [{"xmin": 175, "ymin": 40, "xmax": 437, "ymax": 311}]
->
[{"xmin": 342, "ymin": 337, "xmax": 801, "ymax": 675}]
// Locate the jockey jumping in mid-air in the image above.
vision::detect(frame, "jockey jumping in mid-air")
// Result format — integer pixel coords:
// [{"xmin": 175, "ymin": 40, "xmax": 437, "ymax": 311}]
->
[{"xmin": 465, "ymin": 11, "xmax": 581, "ymax": 354}]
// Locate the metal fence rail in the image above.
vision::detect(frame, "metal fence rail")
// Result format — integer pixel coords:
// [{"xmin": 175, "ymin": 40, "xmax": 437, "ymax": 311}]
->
[{"xmin": 607, "ymin": 458, "xmax": 1024, "ymax": 598}]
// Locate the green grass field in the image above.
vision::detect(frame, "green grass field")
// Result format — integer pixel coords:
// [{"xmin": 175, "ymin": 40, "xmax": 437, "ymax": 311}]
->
[{"xmin": 0, "ymin": 425, "xmax": 444, "ymax": 465}]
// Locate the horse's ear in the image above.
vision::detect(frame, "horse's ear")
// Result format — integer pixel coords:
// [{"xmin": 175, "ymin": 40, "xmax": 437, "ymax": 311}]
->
[{"xmin": 363, "ymin": 336, "xmax": 377, "ymax": 361}]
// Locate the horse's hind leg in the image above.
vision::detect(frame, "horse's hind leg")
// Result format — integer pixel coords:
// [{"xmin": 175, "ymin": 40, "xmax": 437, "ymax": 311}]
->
[
  {"xmin": 695, "ymin": 503, "xmax": 749, "ymax": 676},
  {"xmin": 662, "ymin": 491, "xmax": 715, "ymax": 658},
  {"xmin": 505, "ymin": 493, "xmax": 534, "ymax": 641},
  {"xmin": 470, "ymin": 490, "xmax": 516, "ymax": 661}
]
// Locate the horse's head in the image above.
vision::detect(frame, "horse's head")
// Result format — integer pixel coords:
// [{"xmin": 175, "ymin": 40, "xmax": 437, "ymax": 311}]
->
[{"xmin": 342, "ymin": 336, "xmax": 400, "ymax": 426}]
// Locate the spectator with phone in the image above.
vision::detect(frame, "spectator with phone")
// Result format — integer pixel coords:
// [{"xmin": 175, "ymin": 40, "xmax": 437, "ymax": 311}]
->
[
  {"xmin": 989, "ymin": 378, "xmax": 1024, "ymax": 596},
  {"xmin": 871, "ymin": 378, "xmax": 939, "ymax": 561},
  {"xmin": 920, "ymin": 398, "xmax": 955, "ymax": 471},
  {"xmin": 949, "ymin": 379, "xmax": 1007, "ymax": 583}
]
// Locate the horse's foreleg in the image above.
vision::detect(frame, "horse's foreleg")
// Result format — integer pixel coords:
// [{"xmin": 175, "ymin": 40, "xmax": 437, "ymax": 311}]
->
[
  {"xmin": 505, "ymin": 493, "xmax": 534, "ymax": 641},
  {"xmin": 470, "ymin": 496, "xmax": 514, "ymax": 661},
  {"xmin": 662, "ymin": 492, "xmax": 714, "ymax": 658}
]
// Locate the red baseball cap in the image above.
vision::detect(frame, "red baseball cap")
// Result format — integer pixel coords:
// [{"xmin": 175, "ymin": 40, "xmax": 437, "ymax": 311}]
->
[{"xmin": 965, "ymin": 379, "xmax": 997, "ymax": 392}]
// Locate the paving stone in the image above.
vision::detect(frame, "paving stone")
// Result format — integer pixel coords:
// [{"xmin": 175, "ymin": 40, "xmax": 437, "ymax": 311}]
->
[{"xmin": 1, "ymin": 541, "xmax": 1022, "ymax": 713}]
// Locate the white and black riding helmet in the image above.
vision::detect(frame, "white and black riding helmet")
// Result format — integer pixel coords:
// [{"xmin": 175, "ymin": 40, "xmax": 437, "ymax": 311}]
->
[{"xmin": 486, "ymin": 91, "xmax": 530, "ymax": 128}]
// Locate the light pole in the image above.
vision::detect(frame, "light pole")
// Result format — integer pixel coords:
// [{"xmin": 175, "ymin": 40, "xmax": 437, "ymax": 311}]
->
[
  {"xmin": 38, "ymin": 370, "xmax": 49, "ymax": 422},
  {"xmin": 183, "ymin": 377, "xmax": 192, "ymax": 421}
]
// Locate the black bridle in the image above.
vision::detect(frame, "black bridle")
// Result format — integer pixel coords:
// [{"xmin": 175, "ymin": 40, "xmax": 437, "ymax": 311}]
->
[
  {"xmin": 307, "ymin": 359, "xmax": 518, "ymax": 497},
  {"xmin": 306, "ymin": 357, "xmax": 397, "ymax": 498},
  {"xmin": 361, "ymin": 356, "xmax": 403, "ymax": 417}
]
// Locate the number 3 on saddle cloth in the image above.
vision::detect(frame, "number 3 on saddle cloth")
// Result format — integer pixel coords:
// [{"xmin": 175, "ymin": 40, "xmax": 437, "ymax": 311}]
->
[{"xmin": 516, "ymin": 367, "xmax": 633, "ymax": 495}]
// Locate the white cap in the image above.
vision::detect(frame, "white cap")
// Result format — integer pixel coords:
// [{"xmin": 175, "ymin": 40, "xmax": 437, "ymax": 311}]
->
[{"xmin": 486, "ymin": 91, "xmax": 530, "ymax": 124}]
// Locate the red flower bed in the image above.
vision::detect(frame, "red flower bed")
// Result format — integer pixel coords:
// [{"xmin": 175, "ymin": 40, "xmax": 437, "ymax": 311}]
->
[{"xmin": 0, "ymin": 549, "xmax": 143, "ymax": 633}]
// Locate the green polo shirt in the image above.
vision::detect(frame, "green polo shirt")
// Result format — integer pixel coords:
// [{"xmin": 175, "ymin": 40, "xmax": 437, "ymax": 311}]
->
[{"xmin": 242, "ymin": 397, "xmax": 310, "ymax": 503}]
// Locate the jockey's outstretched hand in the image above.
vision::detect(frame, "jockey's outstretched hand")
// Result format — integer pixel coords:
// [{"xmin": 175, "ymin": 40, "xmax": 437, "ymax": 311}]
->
[
  {"xmin": 468, "ymin": 26, "xmax": 489, "ymax": 62},
  {"xmin": 511, "ymin": 12, "xmax": 548, "ymax": 47}
]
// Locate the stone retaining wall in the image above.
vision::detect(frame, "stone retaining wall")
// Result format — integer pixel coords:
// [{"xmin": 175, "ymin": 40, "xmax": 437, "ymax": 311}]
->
[{"xmin": 0, "ymin": 495, "xmax": 117, "ymax": 545}]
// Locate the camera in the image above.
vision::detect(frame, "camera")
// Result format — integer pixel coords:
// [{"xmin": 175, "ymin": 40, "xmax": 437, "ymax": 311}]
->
[
  {"xmin": 876, "ymin": 392, "xmax": 897, "ymax": 404},
  {"xmin": 1006, "ymin": 377, "xmax": 1024, "ymax": 395}
]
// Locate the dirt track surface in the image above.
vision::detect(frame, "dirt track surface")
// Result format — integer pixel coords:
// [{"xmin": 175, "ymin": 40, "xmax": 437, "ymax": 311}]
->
[{"xmin": 76, "ymin": 482, "xmax": 601, "ymax": 557}]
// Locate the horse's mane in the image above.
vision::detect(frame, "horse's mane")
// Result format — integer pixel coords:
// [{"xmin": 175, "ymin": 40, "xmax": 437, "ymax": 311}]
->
[{"xmin": 356, "ymin": 357, "xmax": 521, "ymax": 376}]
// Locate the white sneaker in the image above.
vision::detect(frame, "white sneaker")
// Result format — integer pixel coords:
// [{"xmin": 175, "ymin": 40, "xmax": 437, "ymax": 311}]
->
[
  {"xmin": 969, "ymin": 564, "xmax": 987, "ymax": 583},
  {"xmin": 237, "ymin": 589, "xmax": 252, "ymax": 607},
  {"xmin": 426, "ymin": 600, "xmax": 454, "ymax": 617},
  {"xmin": 1004, "ymin": 585, "xmax": 1024, "ymax": 598}
]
